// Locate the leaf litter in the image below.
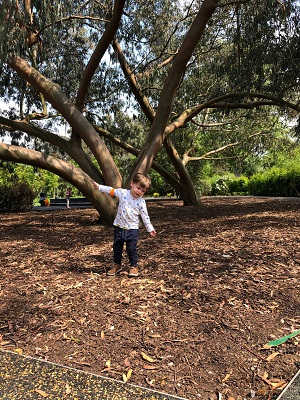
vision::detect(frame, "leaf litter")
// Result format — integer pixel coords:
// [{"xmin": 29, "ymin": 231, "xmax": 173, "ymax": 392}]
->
[{"xmin": 0, "ymin": 197, "xmax": 300, "ymax": 399}]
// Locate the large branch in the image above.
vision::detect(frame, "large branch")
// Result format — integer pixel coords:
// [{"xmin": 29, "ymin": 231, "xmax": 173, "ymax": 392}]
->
[
  {"xmin": 163, "ymin": 93, "xmax": 300, "ymax": 138},
  {"xmin": 8, "ymin": 55, "xmax": 122, "ymax": 186},
  {"xmin": 183, "ymin": 93, "xmax": 300, "ymax": 125},
  {"xmin": 0, "ymin": 142, "xmax": 116, "ymax": 223},
  {"xmin": 76, "ymin": 0, "xmax": 126, "ymax": 112},
  {"xmin": 182, "ymin": 130, "xmax": 269, "ymax": 164},
  {"xmin": 0, "ymin": 116, "xmax": 103, "ymax": 182},
  {"xmin": 112, "ymin": 38, "xmax": 155, "ymax": 121}
]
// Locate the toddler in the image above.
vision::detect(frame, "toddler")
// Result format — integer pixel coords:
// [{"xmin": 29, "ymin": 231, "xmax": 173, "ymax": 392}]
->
[{"xmin": 93, "ymin": 173, "xmax": 156, "ymax": 277}]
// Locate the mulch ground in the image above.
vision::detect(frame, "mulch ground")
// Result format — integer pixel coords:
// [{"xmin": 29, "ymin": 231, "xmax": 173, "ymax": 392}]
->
[{"xmin": 0, "ymin": 197, "xmax": 300, "ymax": 400}]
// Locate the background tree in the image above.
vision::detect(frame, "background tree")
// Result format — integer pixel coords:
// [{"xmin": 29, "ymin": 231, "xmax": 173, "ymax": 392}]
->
[{"xmin": 0, "ymin": 0, "xmax": 299, "ymax": 221}]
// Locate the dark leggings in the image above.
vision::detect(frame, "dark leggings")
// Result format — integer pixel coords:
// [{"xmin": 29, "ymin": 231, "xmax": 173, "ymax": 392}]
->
[{"xmin": 113, "ymin": 227, "xmax": 139, "ymax": 266}]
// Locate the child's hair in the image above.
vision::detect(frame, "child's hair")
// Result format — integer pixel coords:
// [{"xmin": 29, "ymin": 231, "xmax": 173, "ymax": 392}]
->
[{"xmin": 132, "ymin": 173, "xmax": 151, "ymax": 190}]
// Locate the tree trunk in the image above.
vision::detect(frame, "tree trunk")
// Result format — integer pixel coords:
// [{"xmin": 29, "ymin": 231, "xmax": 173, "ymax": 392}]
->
[
  {"xmin": 94, "ymin": 125, "xmax": 183, "ymax": 194},
  {"xmin": 113, "ymin": 38, "xmax": 200, "ymax": 202},
  {"xmin": 164, "ymin": 138, "xmax": 199, "ymax": 205},
  {"xmin": 130, "ymin": 0, "xmax": 219, "ymax": 177}
]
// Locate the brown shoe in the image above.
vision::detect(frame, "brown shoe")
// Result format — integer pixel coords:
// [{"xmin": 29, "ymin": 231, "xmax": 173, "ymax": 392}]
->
[
  {"xmin": 107, "ymin": 264, "xmax": 123, "ymax": 276},
  {"xmin": 128, "ymin": 265, "xmax": 139, "ymax": 277}
]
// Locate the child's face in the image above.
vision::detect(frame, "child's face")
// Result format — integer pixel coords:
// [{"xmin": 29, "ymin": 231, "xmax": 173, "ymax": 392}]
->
[{"xmin": 130, "ymin": 182, "xmax": 147, "ymax": 198}]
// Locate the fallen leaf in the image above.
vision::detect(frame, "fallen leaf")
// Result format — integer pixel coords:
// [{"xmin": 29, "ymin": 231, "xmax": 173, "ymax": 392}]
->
[
  {"xmin": 14, "ymin": 348, "xmax": 23, "ymax": 355},
  {"xmin": 65, "ymin": 383, "xmax": 72, "ymax": 395},
  {"xmin": 259, "ymin": 373, "xmax": 287, "ymax": 389},
  {"xmin": 127, "ymin": 368, "xmax": 133, "ymax": 380},
  {"xmin": 100, "ymin": 367, "xmax": 111, "ymax": 373},
  {"xmin": 124, "ymin": 358, "xmax": 131, "ymax": 367},
  {"xmin": 257, "ymin": 387, "xmax": 269, "ymax": 396},
  {"xmin": 143, "ymin": 364, "xmax": 159, "ymax": 370},
  {"xmin": 63, "ymin": 333, "xmax": 80, "ymax": 343},
  {"xmin": 141, "ymin": 351, "xmax": 156, "ymax": 363},
  {"xmin": 145, "ymin": 377, "xmax": 155, "ymax": 386},
  {"xmin": 123, "ymin": 369, "xmax": 133, "ymax": 383},
  {"xmin": 73, "ymin": 361, "xmax": 91, "ymax": 366},
  {"xmin": 222, "ymin": 370, "xmax": 232, "ymax": 382},
  {"xmin": 263, "ymin": 329, "xmax": 300, "ymax": 349},
  {"xmin": 148, "ymin": 334, "xmax": 161, "ymax": 338},
  {"xmin": 0, "ymin": 340, "xmax": 11, "ymax": 346},
  {"xmin": 266, "ymin": 352, "xmax": 279, "ymax": 362},
  {"xmin": 100, "ymin": 331, "xmax": 105, "ymax": 340},
  {"xmin": 270, "ymin": 381, "xmax": 287, "ymax": 389},
  {"xmin": 105, "ymin": 360, "xmax": 111, "ymax": 368},
  {"xmin": 35, "ymin": 389, "xmax": 49, "ymax": 397}
]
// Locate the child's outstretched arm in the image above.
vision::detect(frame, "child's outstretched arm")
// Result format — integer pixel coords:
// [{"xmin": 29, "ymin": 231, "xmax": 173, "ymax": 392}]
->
[{"xmin": 93, "ymin": 182, "xmax": 116, "ymax": 197}]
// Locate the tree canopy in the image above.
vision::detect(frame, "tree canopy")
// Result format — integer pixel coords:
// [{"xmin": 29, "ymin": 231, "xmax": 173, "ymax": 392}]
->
[{"xmin": 0, "ymin": 0, "xmax": 299, "ymax": 222}]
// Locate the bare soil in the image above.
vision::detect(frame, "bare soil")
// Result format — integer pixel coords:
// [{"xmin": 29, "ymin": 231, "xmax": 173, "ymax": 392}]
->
[{"xmin": 1, "ymin": 197, "xmax": 300, "ymax": 400}]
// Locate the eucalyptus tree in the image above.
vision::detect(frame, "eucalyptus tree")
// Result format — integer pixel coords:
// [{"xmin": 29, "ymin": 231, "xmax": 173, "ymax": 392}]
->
[
  {"xmin": 0, "ymin": 0, "xmax": 299, "ymax": 223},
  {"xmin": 154, "ymin": 0, "xmax": 300, "ymax": 181}
]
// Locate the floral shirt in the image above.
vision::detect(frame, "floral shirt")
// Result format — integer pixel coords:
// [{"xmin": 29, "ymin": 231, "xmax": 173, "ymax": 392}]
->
[{"xmin": 98, "ymin": 185, "xmax": 155, "ymax": 232}]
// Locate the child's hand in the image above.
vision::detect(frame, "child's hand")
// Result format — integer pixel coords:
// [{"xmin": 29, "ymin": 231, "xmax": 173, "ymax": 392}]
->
[
  {"xmin": 93, "ymin": 181, "xmax": 99, "ymax": 190},
  {"xmin": 150, "ymin": 230, "xmax": 157, "ymax": 237}
]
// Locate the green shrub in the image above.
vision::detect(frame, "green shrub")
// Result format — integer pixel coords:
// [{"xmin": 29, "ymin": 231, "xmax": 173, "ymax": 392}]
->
[
  {"xmin": 196, "ymin": 180, "xmax": 212, "ymax": 196},
  {"xmin": 284, "ymin": 169, "xmax": 300, "ymax": 196},
  {"xmin": 227, "ymin": 176, "xmax": 249, "ymax": 195},
  {"xmin": 148, "ymin": 171, "xmax": 173, "ymax": 196},
  {"xmin": 211, "ymin": 177, "xmax": 230, "ymax": 196},
  {"xmin": 0, "ymin": 182, "xmax": 35, "ymax": 212},
  {"xmin": 248, "ymin": 167, "xmax": 300, "ymax": 197}
]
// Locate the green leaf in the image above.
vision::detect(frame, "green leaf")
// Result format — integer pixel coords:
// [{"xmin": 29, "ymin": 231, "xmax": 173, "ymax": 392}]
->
[{"xmin": 264, "ymin": 329, "xmax": 300, "ymax": 348}]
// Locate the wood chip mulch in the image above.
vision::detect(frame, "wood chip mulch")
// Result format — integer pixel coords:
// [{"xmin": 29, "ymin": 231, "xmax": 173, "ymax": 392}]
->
[{"xmin": 0, "ymin": 197, "xmax": 299, "ymax": 400}]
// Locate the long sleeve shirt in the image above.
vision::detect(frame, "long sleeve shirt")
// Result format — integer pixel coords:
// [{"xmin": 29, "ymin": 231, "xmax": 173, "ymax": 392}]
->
[{"xmin": 98, "ymin": 184, "xmax": 155, "ymax": 232}]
